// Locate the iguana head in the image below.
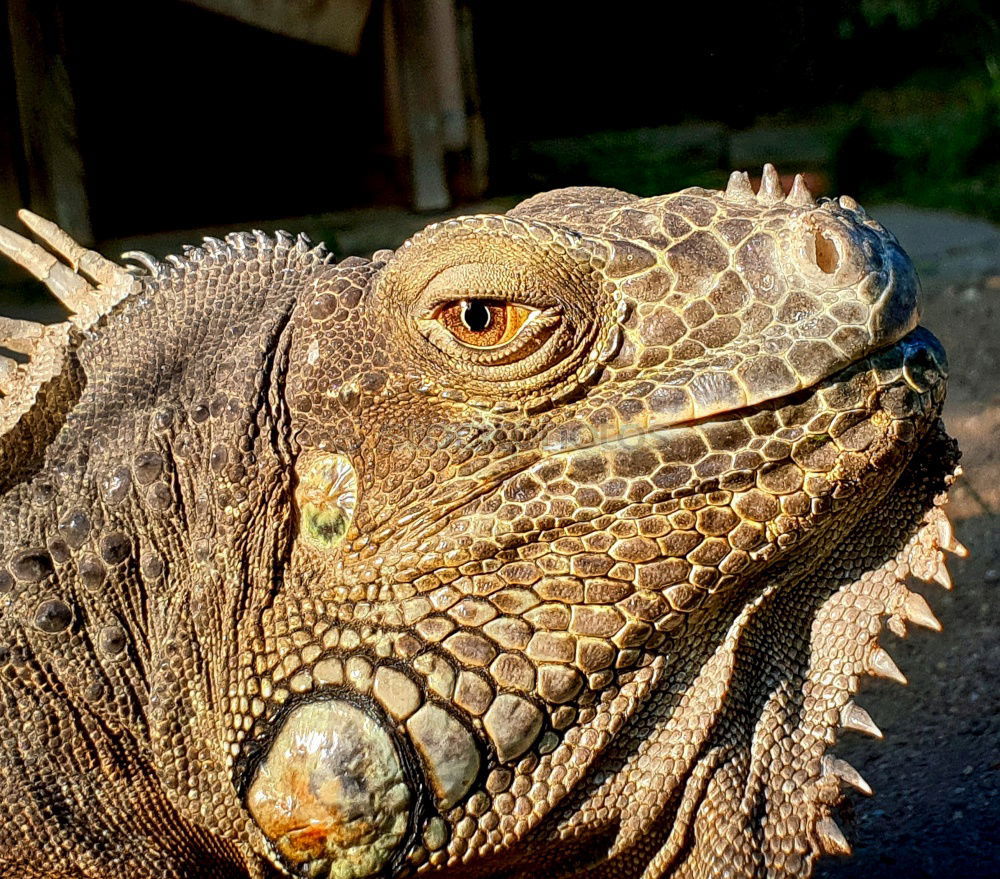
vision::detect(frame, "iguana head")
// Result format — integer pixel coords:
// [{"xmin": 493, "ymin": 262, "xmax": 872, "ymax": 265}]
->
[
  {"xmin": 243, "ymin": 168, "xmax": 956, "ymax": 878},
  {"xmin": 0, "ymin": 167, "xmax": 961, "ymax": 879}
]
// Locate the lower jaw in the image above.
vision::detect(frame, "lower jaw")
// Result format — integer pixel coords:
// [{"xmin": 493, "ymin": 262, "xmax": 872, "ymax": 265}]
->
[{"xmin": 532, "ymin": 421, "xmax": 960, "ymax": 879}]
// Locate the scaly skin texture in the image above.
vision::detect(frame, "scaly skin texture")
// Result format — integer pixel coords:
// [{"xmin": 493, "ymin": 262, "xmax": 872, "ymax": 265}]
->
[{"xmin": 0, "ymin": 167, "xmax": 963, "ymax": 879}]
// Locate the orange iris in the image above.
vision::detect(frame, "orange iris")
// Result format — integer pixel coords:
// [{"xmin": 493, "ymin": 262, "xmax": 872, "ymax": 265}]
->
[{"xmin": 436, "ymin": 299, "xmax": 533, "ymax": 347}]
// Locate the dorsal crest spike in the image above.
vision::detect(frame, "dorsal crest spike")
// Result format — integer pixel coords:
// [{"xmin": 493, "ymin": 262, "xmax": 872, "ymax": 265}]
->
[
  {"xmin": 0, "ymin": 215, "xmax": 138, "ymax": 328},
  {"xmin": 0, "ymin": 354, "xmax": 18, "ymax": 394},
  {"xmin": 932, "ymin": 560, "xmax": 953, "ymax": 590},
  {"xmin": 935, "ymin": 511, "xmax": 968, "ymax": 557},
  {"xmin": 0, "ymin": 316, "xmax": 47, "ymax": 351},
  {"xmin": 840, "ymin": 701, "xmax": 883, "ymax": 739},
  {"xmin": 724, "ymin": 170, "xmax": 755, "ymax": 202},
  {"xmin": 903, "ymin": 590, "xmax": 942, "ymax": 631},
  {"xmin": 758, "ymin": 163, "xmax": 784, "ymax": 203},
  {"xmin": 815, "ymin": 816, "xmax": 852, "ymax": 856},
  {"xmin": 821, "ymin": 755, "xmax": 873, "ymax": 796},
  {"xmin": 869, "ymin": 645, "xmax": 908, "ymax": 685},
  {"xmin": 121, "ymin": 250, "xmax": 163, "ymax": 276},
  {"xmin": 0, "ymin": 315, "xmax": 74, "ymax": 453},
  {"xmin": 17, "ymin": 210, "xmax": 127, "ymax": 287},
  {"xmin": 786, "ymin": 173, "xmax": 816, "ymax": 207}
]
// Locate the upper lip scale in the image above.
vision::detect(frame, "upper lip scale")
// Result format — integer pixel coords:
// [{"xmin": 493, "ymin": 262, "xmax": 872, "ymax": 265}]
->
[
  {"xmin": 379, "ymin": 331, "xmax": 940, "ymax": 538},
  {"xmin": 536, "ymin": 330, "xmax": 939, "ymax": 461}
]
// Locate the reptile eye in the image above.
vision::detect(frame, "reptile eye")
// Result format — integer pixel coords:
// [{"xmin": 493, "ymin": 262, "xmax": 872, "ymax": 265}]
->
[{"xmin": 435, "ymin": 299, "xmax": 536, "ymax": 348}]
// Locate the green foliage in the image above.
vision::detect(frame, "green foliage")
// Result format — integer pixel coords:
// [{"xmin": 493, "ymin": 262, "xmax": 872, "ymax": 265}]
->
[
  {"xmin": 856, "ymin": 0, "xmax": 946, "ymax": 30},
  {"xmin": 510, "ymin": 125, "xmax": 730, "ymax": 198},
  {"xmin": 829, "ymin": 0, "xmax": 1000, "ymax": 219},
  {"xmin": 848, "ymin": 70, "xmax": 1000, "ymax": 220}
]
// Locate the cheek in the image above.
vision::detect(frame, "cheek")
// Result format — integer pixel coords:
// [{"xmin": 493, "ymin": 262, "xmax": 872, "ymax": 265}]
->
[{"xmin": 286, "ymin": 269, "xmax": 383, "ymax": 452}]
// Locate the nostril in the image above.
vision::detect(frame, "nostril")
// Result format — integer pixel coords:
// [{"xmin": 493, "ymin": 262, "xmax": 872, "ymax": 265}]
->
[{"xmin": 813, "ymin": 232, "xmax": 840, "ymax": 274}]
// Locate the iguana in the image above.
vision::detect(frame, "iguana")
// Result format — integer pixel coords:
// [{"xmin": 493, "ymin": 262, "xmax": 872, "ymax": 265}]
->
[{"xmin": 0, "ymin": 165, "xmax": 963, "ymax": 879}]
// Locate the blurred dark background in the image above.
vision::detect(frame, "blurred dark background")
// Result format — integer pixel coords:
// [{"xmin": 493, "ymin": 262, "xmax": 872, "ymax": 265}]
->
[{"xmin": 1, "ymin": 0, "xmax": 998, "ymax": 254}]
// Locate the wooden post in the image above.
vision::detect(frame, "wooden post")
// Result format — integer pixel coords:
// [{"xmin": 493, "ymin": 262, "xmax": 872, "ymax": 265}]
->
[
  {"xmin": 426, "ymin": 0, "xmax": 467, "ymax": 152},
  {"xmin": 0, "ymin": 0, "xmax": 25, "ymax": 232},
  {"xmin": 391, "ymin": 0, "xmax": 450, "ymax": 211},
  {"xmin": 381, "ymin": 1, "xmax": 408, "ymax": 161},
  {"xmin": 455, "ymin": 1, "xmax": 488, "ymax": 199},
  {"xmin": 7, "ymin": 0, "xmax": 92, "ymax": 243}
]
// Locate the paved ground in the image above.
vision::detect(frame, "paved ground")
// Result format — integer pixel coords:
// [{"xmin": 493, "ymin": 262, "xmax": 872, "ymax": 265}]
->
[{"xmin": 1, "ymin": 203, "xmax": 997, "ymax": 876}]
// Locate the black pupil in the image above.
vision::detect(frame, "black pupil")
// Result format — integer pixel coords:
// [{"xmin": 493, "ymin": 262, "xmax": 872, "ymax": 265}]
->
[{"xmin": 462, "ymin": 300, "xmax": 492, "ymax": 332}]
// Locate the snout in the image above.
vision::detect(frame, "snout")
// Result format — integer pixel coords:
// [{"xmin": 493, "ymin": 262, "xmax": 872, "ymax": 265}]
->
[{"xmin": 782, "ymin": 198, "xmax": 920, "ymax": 349}]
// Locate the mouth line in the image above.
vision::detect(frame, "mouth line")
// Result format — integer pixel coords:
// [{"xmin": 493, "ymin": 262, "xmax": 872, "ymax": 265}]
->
[{"xmin": 534, "ymin": 328, "xmax": 942, "ymax": 464}]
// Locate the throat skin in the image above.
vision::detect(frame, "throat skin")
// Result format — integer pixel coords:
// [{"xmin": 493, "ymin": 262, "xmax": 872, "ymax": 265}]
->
[{"xmin": 635, "ymin": 426, "xmax": 957, "ymax": 879}]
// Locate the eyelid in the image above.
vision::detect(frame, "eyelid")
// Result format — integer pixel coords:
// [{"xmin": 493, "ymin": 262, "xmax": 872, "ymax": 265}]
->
[
  {"xmin": 420, "ymin": 268, "xmax": 561, "ymax": 313},
  {"xmin": 423, "ymin": 287, "xmax": 551, "ymax": 311},
  {"xmin": 425, "ymin": 297, "xmax": 528, "ymax": 320}
]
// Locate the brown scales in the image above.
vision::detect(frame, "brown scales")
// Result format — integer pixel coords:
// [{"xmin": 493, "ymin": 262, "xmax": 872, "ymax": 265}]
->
[{"xmin": 0, "ymin": 168, "xmax": 964, "ymax": 879}]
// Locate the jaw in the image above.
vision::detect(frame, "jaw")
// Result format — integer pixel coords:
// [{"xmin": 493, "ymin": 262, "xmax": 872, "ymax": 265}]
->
[
  {"xmin": 592, "ymin": 422, "xmax": 961, "ymax": 879},
  {"xmin": 240, "ymin": 326, "xmax": 954, "ymax": 878},
  {"xmin": 415, "ymin": 329, "xmax": 957, "ymax": 879},
  {"xmin": 452, "ymin": 421, "xmax": 961, "ymax": 879}
]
